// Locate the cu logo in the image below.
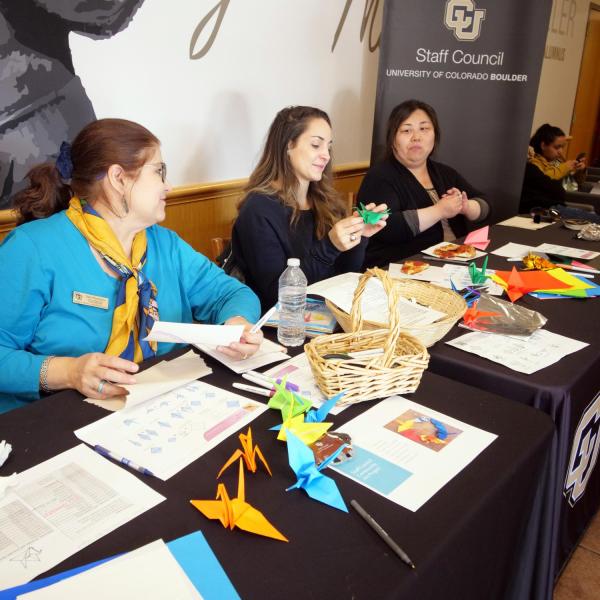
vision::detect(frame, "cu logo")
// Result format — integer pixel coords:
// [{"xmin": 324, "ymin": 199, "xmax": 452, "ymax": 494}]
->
[
  {"xmin": 564, "ymin": 392, "xmax": 600, "ymax": 507},
  {"xmin": 444, "ymin": 0, "xmax": 486, "ymax": 41}
]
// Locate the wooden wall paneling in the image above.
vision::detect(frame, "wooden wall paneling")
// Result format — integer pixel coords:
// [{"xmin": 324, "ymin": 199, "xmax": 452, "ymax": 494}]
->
[{"xmin": 0, "ymin": 163, "xmax": 369, "ymax": 250}]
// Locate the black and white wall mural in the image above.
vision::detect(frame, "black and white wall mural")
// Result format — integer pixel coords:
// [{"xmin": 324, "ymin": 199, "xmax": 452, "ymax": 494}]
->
[{"xmin": 0, "ymin": 1, "xmax": 145, "ymax": 208}]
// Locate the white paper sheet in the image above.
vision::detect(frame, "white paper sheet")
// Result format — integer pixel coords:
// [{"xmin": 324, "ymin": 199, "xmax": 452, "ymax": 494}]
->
[
  {"xmin": 264, "ymin": 353, "xmax": 346, "ymax": 415},
  {"xmin": 446, "ymin": 329, "xmax": 589, "ymax": 374},
  {"xmin": 0, "ymin": 473, "xmax": 18, "ymax": 498},
  {"xmin": 421, "ymin": 241, "xmax": 487, "ymax": 262},
  {"xmin": 330, "ymin": 396, "xmax": 496, "ymax": 511},
  {"xmin": 0, "ymin": 439, "xmax": 11, "ymax": 467},
  {"xmin": 491, "ymin": 242, "xmax": 539, "ymax": 258},
  {"xmin": 144, "ymin": 322, "xmax": 243, "ymax": 348},
  {"xmin": 196, "ymin": 338, "xmax": 289, "ymax": 374},
  {"xmin": 535, "ymin": 243, "xmax": 600, "ymax": 261},
  {"xmin": 389, "ymin": 263, "xmax": 503, "ymax": 296},
  {"xmin": 18, "ymin": 539, "xmax": 201, "ymax": 600},
  {"xmin": 496, "ymin": 216, "xmax": 553, "ymax": 230},
  {"xmin": 75, "ymin": 381, "xmax": 267, "ymax": 480},
  {"xmin": 306, "ymin": 272, "xmax": 445, "ymax": 326},
  {"xmin": 0, "ymin": 445, "xmax": 164, "ymax": 589},
  {"xmin": 388, "ymin": 263, "xmax": 448, "ymax": 283},
  {"xmin": 85, "ymin": 351, "xmax": 212, "ymax": 411}
]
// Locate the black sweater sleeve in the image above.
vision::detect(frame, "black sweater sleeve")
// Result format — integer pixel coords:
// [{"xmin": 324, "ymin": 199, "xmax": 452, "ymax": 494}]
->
[
  {"xmin": 357, "ymin": 168, "xmax": 416, "ymax": 243},
  {"xmin": 233, "ymin": 194, "xmax": 363, "ymax": 310}
]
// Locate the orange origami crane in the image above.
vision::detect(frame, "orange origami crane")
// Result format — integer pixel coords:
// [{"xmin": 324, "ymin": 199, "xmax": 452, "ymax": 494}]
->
[
  {"xmin": 191, "ymin": 458, "xmax": 288, "ymax": 542},
  {"xmin": 462, "ymin": 301, "xmax": 501, "ymax": 328},
  {"xmin": 217, "ymin": 427, "xmax": 272, "ymax": 478}
]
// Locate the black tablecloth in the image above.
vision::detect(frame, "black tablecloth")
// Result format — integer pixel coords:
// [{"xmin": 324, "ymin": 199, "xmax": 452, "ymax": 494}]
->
[
  {"xmin": 0, "ymin": 354, "xmax": 553, "ymax": 600},
  {"xmin": 422, "ymin": 221, "xmax": 600, "ymax": 596}
]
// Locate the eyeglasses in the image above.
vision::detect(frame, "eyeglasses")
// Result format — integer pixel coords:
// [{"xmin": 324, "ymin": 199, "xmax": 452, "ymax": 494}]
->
[{"xmin": 143, "ymin": 162, "xmax": 167, "ymax": 183}]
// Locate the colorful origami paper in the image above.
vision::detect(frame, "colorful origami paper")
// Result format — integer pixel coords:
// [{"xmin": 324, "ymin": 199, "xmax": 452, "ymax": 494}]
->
[
  {"xmin": 468, "ymin": 256, "xmax": 489, "ymax": 285},
  {"xmin": 267, "ymin": 377, "xmax": 311, "ymax": 420},
  {"xmin": 191, "ymin": 459, "xmax": 288, "ymax": 542},
  {"xmin": 285, "ymin": 430, "xmax": 348, "ymax": 512},
  {"xmin": 490, "ymin": 267, "xmax": 571, "ymax": 302},
  {"xmin": 535, "ymin": 268, "xmax": 595, "ymax": 298},
  {"xmin": 464, "ymin": 226, "xmax": 490, "ymax": 250},
  {"xmin": 355, "ymin": 202, "xmax": 391, "ymax": 225},
  {"xmin": 217, "ymin": 427, "xmax": 271, "ymax": 479}
]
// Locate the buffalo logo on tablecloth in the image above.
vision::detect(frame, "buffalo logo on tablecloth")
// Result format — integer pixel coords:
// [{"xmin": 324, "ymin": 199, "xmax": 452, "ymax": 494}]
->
[
  {"xmin": 564, "ymin": 391, "xmax": 600, "ymax": 507},
  {"xmin": 444, "ymin": 0, "xmax": 486, "ymax": 41}
]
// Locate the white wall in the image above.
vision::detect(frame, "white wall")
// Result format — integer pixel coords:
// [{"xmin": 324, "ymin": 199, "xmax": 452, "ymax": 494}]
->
[
  {"xmin": 70, "ymin": 0, "xmax": 381, "ymax": 187},
  {"xmin": 532, "ymin": 0, "xmax": 592, "ymax": 133}
]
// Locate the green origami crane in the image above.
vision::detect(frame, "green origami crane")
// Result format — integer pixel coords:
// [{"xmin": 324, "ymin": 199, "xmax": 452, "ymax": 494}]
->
[
  {"xmin": 267, "ymin": 377, "xmax": 312, "ymax": 421},
  {"xmin": 355, "ymin": 202, "xmax": 391, "ymax": 225},
  {"xmin": 469, "ymin": 256, "xmax": 489, "ymax": 285}
]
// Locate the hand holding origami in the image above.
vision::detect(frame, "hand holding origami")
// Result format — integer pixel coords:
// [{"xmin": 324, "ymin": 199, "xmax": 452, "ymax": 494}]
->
[{"xmin": 355, "ymin": 202, "xmax": 391, "ymax": 225}]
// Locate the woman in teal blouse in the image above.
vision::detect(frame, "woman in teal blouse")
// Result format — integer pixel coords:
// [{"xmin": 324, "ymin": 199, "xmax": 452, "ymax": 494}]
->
[{"xmin": 0, "ymin": 118, "xmax": 261, "ymax": 412}]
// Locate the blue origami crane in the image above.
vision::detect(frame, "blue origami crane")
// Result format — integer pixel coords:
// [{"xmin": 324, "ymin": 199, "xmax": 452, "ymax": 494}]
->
[
  {"xmin": 285, "ymin": 429, "xmax": 348, "ymax": 512},
  {"xmin": 450, "ymin": 279, "xmax": 481, "ymax": 308},
  {"xmin": 305, "ymin": 391, "xmax": 344, "ymax": 423}
]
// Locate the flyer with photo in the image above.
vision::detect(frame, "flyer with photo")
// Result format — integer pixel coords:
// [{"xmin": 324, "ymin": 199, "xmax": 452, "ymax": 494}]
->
[{"xmin": 331, "ymin": 396, "xmax": 496, "ymax": 511}]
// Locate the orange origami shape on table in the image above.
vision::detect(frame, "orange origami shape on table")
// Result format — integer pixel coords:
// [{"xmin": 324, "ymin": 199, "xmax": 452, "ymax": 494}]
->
[
  {"xmin": 493, "ymin": 267, "xmax": 571, "ymax": 302},
  {"xmin": 191, "ymin": 458, "xmax": 288, "ymax": 542},
  {"xmin": 462, "ymin": 302, "xmax": 501, "ymax": 327},
  {"xmin": 217, "ymin": 427, "xmax": 272, "ymax": 478}
]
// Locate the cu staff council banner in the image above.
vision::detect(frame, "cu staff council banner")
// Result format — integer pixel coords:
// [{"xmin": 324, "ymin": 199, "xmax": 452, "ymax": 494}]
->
[{"xmin": 372, "ymin": 0, "xmax": 553, "ymax": 221}]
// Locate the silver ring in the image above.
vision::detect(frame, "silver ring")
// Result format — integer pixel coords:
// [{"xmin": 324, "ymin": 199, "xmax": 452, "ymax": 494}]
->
[
  {"xmin": 350, "ymin": 233, "xmax": 357, "ymax": 242},
  {"xmin": 97, "ymin": 379, "xmax": 107, "ymax": 394}
]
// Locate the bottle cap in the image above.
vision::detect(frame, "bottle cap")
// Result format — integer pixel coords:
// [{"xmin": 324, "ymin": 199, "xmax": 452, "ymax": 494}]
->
[{"xmin": 287, "ymin": 258, "xmax": 300, "ymax": 267}]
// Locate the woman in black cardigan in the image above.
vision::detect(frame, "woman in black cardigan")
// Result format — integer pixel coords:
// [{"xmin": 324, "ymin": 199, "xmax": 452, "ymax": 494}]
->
[{"xmin": 358, "ymin": 99, "xmax": 490, "ymax": 268}]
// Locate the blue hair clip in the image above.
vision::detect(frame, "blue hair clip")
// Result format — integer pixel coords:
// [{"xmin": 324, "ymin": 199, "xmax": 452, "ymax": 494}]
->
[{"xmin": 55, "ymin": 141, "xmax": 73, "ymax": 180}]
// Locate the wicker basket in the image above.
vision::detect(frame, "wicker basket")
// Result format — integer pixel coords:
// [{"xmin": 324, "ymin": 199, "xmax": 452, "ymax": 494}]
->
[
  {"xmin": 305, "ymin": 269, "xmax": 429, "ymax": 406},
  {"xmin": 325, "ymin": 278, "xmax": 466, "ymax": 348}
]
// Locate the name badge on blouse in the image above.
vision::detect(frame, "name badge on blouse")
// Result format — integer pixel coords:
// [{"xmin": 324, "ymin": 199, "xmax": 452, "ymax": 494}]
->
[{"xmin": 72, "ymin": 291, "xmax": 109, "ymax": 310}]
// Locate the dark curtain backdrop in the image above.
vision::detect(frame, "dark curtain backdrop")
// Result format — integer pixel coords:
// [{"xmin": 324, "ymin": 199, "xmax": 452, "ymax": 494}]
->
[{"xmin": 371, "ymin": 0, "xmax": 553, "ymax": 221}]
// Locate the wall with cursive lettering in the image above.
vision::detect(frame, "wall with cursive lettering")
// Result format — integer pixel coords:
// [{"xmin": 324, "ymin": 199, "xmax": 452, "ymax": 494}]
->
[
  {"xmin": 69, "ymin": 0, "xmax": 381, "ymax": 188},
  {"xmin": 531, "ymin": 0, "xmax": 592, "ymax": 134}
]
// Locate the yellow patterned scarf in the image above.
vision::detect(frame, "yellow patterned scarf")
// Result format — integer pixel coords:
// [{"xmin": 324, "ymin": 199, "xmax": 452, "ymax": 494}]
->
[{"xmin": 66, "ymin": 197, "xmax": 158, "ymax": 362}]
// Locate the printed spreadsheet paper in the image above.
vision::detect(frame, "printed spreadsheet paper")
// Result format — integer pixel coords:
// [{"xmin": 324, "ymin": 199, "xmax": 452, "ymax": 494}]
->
[
  {"xmin": 446, "ymin": 329, "xmax": 589, "ymax": 374},
  {"xmin": 0, "ymin": 445, "xmax": 164, "ymax": 589},
  {"xmin": 75, "ymin": 381, "xmax": 267, "ymax": 480},
  {"xmin": 331, "ymin": 396, "xmax": 496, "ymax": 511}
]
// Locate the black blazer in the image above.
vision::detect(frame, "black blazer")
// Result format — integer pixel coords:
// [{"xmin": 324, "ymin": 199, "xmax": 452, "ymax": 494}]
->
[{"xmin": 358, "ymin": 157, "xmax": 486, "ymax": 268}]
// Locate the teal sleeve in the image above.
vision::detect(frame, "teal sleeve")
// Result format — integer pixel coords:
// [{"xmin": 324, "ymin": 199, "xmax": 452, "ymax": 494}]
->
[
  {"xmin": 174, "ymin": 233, "xmax": 261, "ymax": 324},
  {"xmin": 0, "ymin": 229, "xmax": 49, "ymax": 399}
]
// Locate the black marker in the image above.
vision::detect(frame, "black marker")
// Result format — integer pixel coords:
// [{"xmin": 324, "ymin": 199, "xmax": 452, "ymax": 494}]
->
[{"xmin": 351, "ymin": 499, "xmax": 416, "ymax": 569}]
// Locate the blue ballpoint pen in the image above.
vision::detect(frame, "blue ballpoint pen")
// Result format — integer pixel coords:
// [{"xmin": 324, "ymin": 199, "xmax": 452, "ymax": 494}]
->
[{"xmin": 93, "ymin": 445, "xmax": 155, "ymax": 477}]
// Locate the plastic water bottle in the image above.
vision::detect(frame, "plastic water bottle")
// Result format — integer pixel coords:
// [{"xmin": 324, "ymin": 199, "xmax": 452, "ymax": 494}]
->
[{"xmin": 277, "ymin": 258, "xmax": 307, "ymax": 347}]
